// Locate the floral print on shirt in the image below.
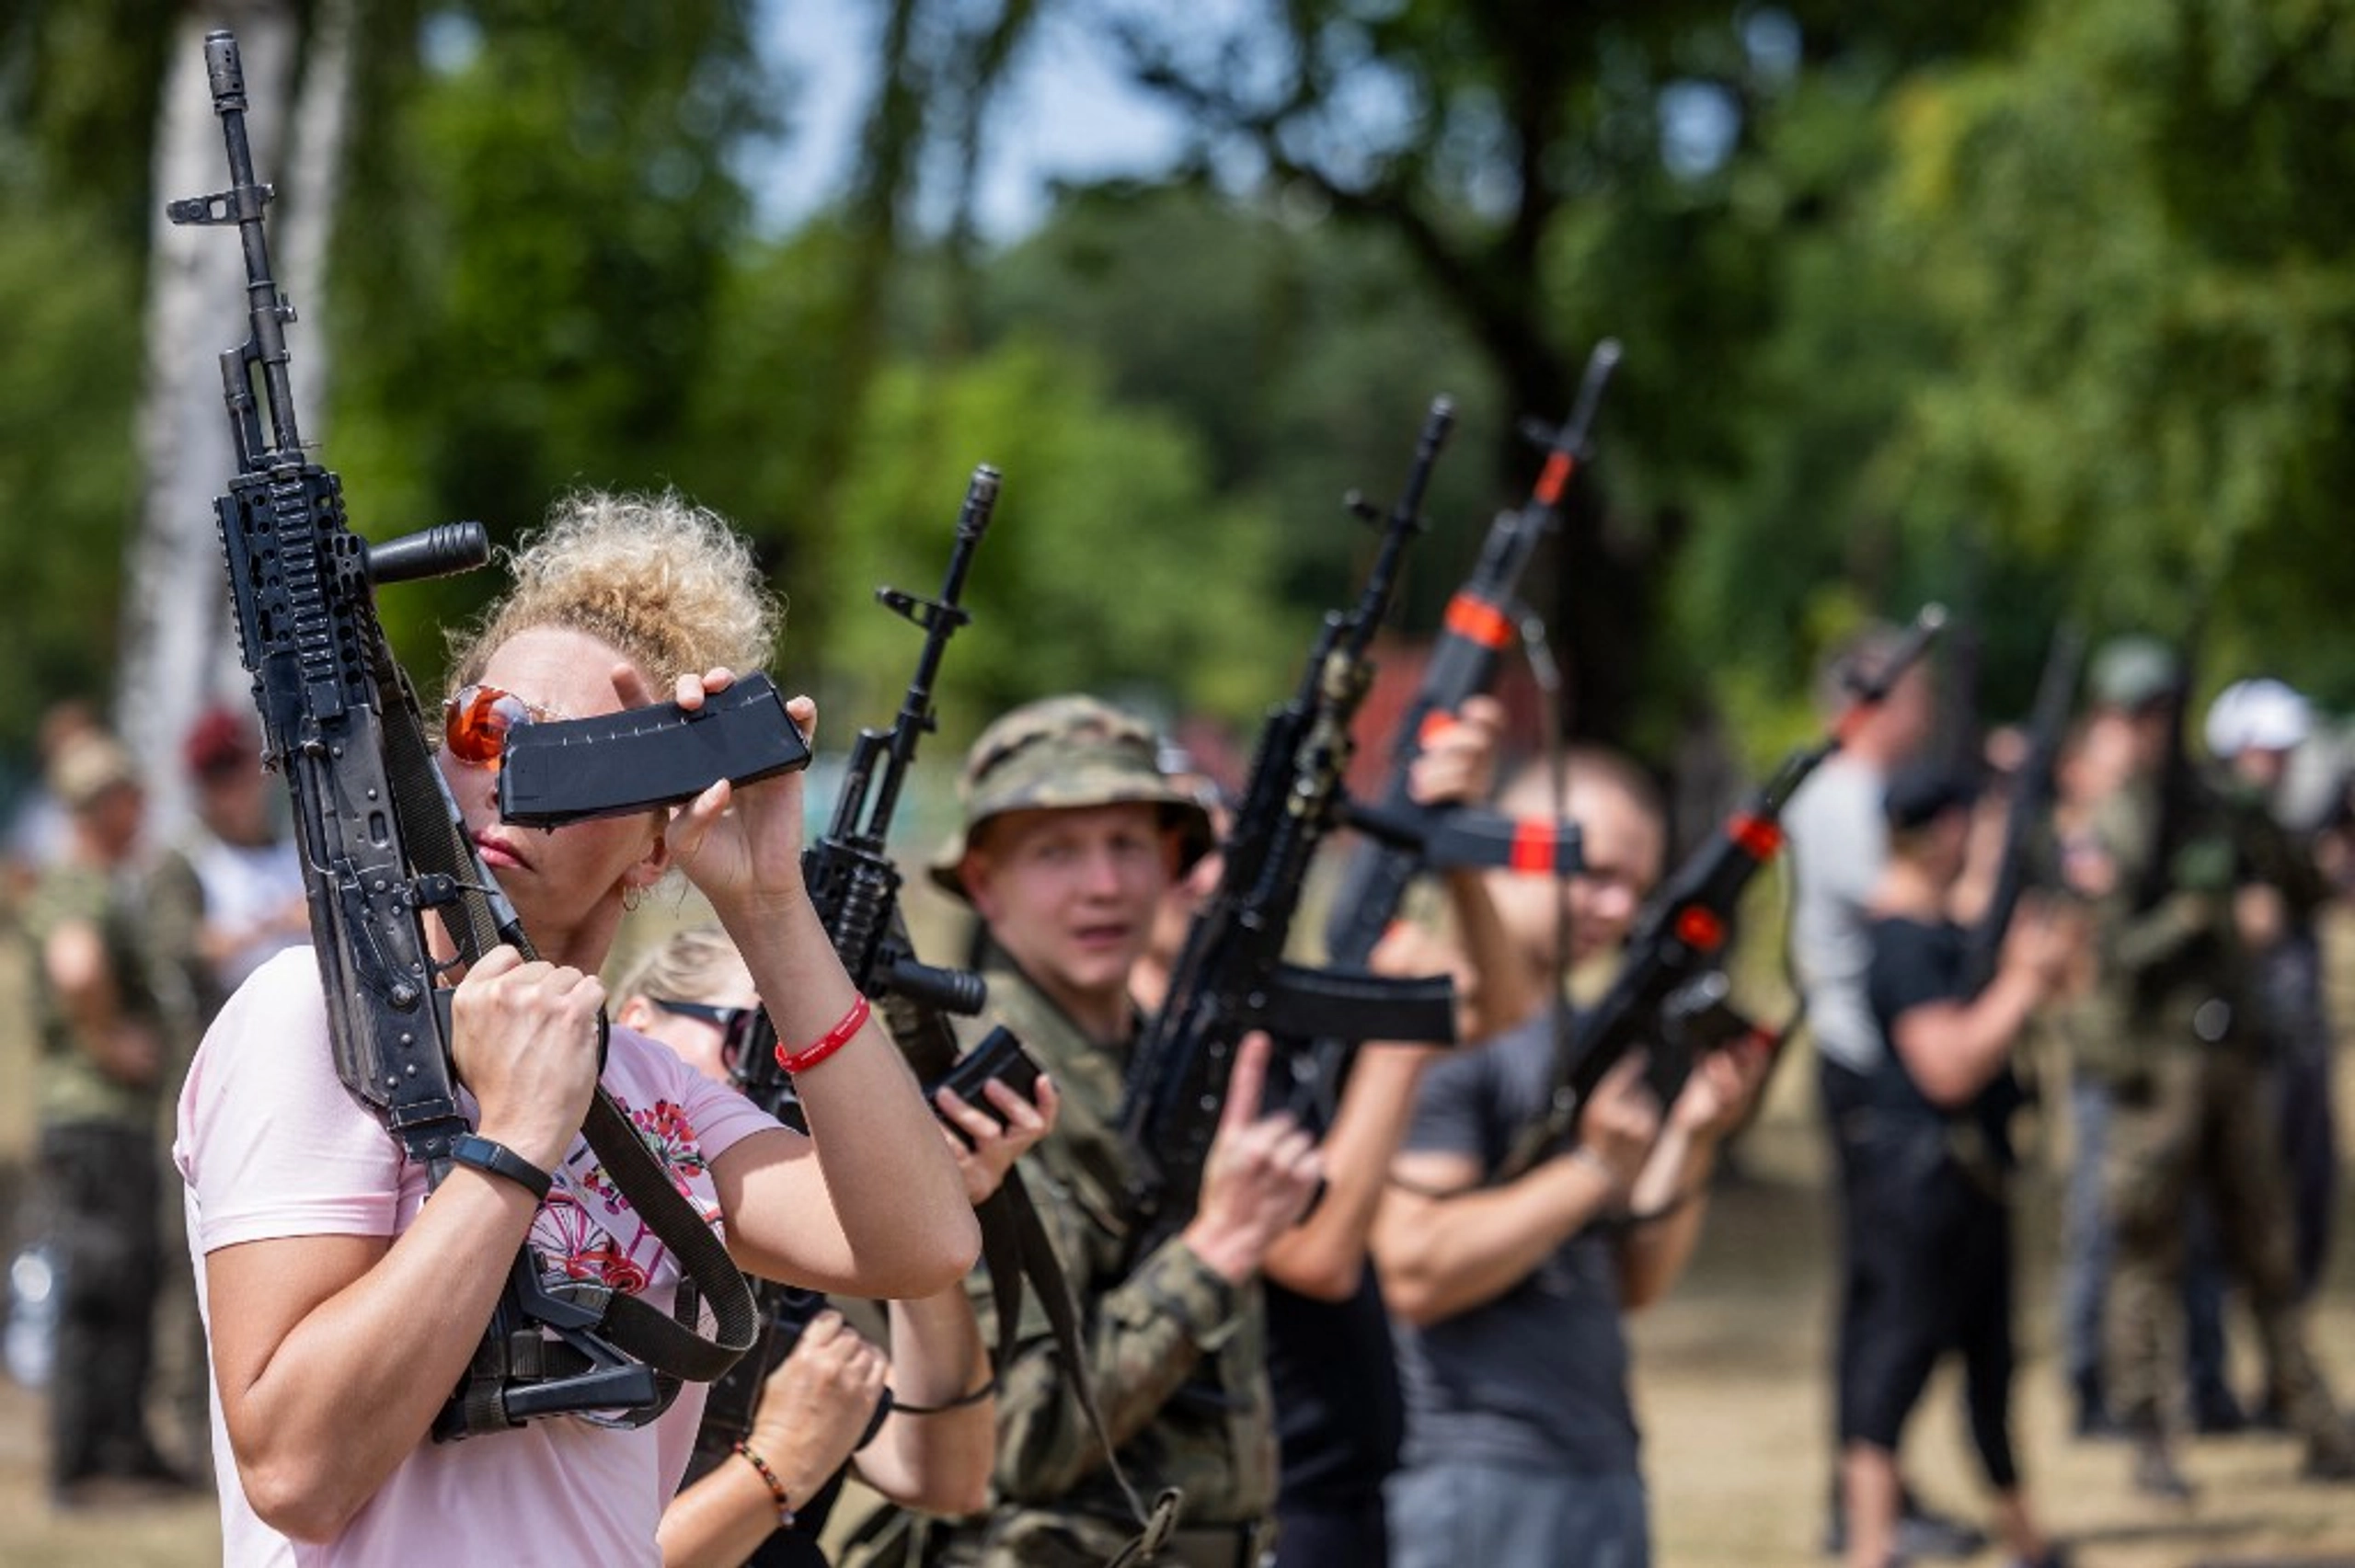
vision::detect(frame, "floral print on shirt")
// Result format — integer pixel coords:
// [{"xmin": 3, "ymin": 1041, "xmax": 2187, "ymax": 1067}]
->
[{"xmin": 531, "ymin": 1094, "xmax": 721, "ymax": 1295}]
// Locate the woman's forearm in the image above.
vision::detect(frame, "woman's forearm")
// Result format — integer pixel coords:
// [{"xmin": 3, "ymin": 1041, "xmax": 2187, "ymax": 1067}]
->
[
  {"xmin": 731, "ymin": 892, "xmax": 978, "ymax": 1294},
  {"xmin": 208, "ymin": 1171, "xmax": 539, "ymax": 1540},
  {"xmin": 659, "ymin": 1449, "xmax": 798, "ymax": 1568},
  {"xmin": 858, "ymin": 1292, "xmax": 994, "ymax": 1514}
]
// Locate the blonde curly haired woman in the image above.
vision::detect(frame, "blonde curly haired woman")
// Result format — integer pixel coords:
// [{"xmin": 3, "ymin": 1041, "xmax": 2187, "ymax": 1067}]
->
[{"xmin": 176, "ymin": 491, "xmax": 978, "ymax": 1566}]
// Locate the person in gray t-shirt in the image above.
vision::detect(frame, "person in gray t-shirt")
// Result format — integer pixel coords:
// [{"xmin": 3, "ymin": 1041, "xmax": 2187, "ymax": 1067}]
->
[
  {"xmin": 1786, "ymin": 752, "xmax": 1892, "ymax": 1074},
  {"xmin": 1785, "ymin": 625, "xmax": 1936, "ymax": 1077},
  {"xmin": 1372, "ymin": 751, "xmax": 1769, "ymax": 1568}
]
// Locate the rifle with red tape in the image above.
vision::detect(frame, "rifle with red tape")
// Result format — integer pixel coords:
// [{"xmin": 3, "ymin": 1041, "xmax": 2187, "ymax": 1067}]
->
[
  {"xmin": 1323, "ymin": 339, "xmax": 1622, "ymax": 967},
  {"xmin": 1499, "ymin": 604, "xmax": 1946, "ymax": 1177}
]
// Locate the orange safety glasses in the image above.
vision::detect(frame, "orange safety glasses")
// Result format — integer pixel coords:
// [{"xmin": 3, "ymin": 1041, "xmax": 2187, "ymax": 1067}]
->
[{"xmin": 442, "ymin": 683, "xmax": 566, "ymax": 770}]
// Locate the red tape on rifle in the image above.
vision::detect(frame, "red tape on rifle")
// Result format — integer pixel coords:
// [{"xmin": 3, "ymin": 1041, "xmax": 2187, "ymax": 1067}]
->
[
  {"xmin": 1729, "ymin": 813, "xmax": 1783, "ymax": 862},
  {"xmin": 1509, "ymin": 818, "xmax": 1561, "ymax": 875},
  {"xmin": 1534, "ymin": 451, "xmax": 1576, "ymax": 507},
  {"xmin": 1443, "ymin": 593, "xmax": 1514, "ymax": 651}
]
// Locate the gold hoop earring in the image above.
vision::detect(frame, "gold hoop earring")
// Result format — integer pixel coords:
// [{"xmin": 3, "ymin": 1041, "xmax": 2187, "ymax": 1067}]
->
[{"xmin": 622, "ymin": 883, "xmax": 645, "ymax": 913}]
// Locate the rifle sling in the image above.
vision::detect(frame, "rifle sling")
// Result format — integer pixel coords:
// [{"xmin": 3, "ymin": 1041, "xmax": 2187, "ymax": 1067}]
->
[
  {"xmin": 374, "ymin": 647, "xmax": 756, "ymax": 1413},
  {"xmin": 876, "ymin": 982, "xmax": 1163, "ymax": 1539}
]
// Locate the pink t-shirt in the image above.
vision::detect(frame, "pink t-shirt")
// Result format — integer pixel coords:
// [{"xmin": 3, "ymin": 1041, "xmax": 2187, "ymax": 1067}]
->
[{"xmin": 175, "ymin": 948, "xmax": 780, "ymax": 1568}]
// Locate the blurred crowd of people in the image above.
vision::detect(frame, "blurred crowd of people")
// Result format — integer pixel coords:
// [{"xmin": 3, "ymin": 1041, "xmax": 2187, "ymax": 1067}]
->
[
  {"xmin": 2, "ymin": 605, "xmax": 2350, "ymax": 1568},
  {"xmin": 2, "ymin": 697, "xmax": 304, "ymax": 1508},
  {"xmin": 1786, "ymin": 630, "xmax": 2355, "ymax": 1568}
]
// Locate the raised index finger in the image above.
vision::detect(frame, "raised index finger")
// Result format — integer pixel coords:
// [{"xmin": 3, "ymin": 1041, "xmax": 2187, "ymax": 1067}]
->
[
  {"xmin": 608, "ymin": 662, "xmax": 655, "ymax": 711},
  {"xmin": 1218, "ymin": 1031, "xmax": 1276, "ymax": 1140}
]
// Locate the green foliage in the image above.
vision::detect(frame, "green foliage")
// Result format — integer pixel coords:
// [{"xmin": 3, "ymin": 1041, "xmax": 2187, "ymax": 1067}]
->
[
  {"xmin": 974, "ymin": 184, "xmax": 1506, "ymax": 625},
  {"xmin": 20, "ymin": 0, "xmax": 2355, "ymax": 784},
  {"xmin": 1, "ymin": 0, "xmax": 180, "ymax": 250},
  {"xmin": 820, "ymin": 337, "xmax": 1294, "ymax": 739},
  {"xmin": 0, "ymin": 181, "xmax": 142, "ymax": 747},
  {"xmin": 1874, "ymin": 0, "xmax": 2355, "ymax": 701},
  {"xmin": 330, "ymin": 0, "xmax": 772, "ymax": 679},
  {"xmin": 0, "ymin": 7, "xmax": 155, "ymax": 753}
]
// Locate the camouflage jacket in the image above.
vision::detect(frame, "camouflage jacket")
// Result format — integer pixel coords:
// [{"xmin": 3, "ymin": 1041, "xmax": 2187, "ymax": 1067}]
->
[
  {"xmin": 929, "ymin": 957, "xmax": 1275, "ymax": 1567},
  {"xmin": 21, "ymin": 859, "xmax": 165, "ymax": 1129},
  {"xmin": 2074, "ymin": 769, "xmax": 2323, "ymax": 1078}
]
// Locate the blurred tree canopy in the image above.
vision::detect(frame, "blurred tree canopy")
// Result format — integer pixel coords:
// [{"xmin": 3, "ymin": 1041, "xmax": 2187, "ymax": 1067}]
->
[
  {"xmin": 6, "ymin": 0, "xmax": 2355, "ymax": 802},
  {"xmin": 0, "ymin": 0, "xmax": 178, "ymax": 760}
]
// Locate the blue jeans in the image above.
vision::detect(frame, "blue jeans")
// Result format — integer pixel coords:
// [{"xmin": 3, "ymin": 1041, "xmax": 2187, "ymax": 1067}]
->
[{"xmin": 1388, "ymin": 1459, "xmax": 1648, "ymax": 1568}]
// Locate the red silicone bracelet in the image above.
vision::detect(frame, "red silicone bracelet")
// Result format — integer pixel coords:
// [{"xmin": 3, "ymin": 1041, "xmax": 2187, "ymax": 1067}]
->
[{"xmin": 775, "ymin": 992, "xmax": 870, "ymax": 1074}]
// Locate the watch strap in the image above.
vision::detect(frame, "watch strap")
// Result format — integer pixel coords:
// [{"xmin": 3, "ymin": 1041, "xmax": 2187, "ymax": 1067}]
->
[{"xmin": 449, "ymin": 1133, "xmax": 555, "ymax": 1202}]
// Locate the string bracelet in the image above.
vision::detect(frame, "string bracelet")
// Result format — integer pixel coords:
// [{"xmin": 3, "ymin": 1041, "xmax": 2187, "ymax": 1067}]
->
[
  {"xmin": 776, "ymin": 992, "xmax": 871, "ymax": 1074},
  {"xmin": 893, "ymin": 1373, "xmax": 999, "ymax": 1416},
  {"xmin": 733, "ymin": 1439, "xmax": 797, "ymax": 1528}
]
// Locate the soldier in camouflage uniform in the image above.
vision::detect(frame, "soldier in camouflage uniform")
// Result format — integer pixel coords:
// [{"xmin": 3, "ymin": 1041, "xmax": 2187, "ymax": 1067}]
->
[
  {"xmin": 919, "ymin": 695, "xmax": 1324, "ymax": 1568},
  {"xmin": 19, "ymin": 732, "xmax": 188, "ymax": 1504},
  {"xmin": 2072, "ymin": 638, "xmax": 2355, "ymax": 1498}
]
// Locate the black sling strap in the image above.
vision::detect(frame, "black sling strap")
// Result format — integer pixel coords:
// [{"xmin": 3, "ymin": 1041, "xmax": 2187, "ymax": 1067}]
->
[
  {"xmin": 375, "ymin": 647, "xmax": 756, "ymax": 1435},
  {"xmin": 875, "ymin": 985, "xmax": 1173, "ymax": 1550}
]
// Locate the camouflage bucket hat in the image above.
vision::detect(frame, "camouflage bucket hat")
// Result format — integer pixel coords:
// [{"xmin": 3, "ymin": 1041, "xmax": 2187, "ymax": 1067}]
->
[
  {"xmin": 927, "ymin": 694, "xmax": 1216, "ymax": 899},
  {"xmin": 48, "ymin": 733, "xmax": 140, "ymax": 811}
]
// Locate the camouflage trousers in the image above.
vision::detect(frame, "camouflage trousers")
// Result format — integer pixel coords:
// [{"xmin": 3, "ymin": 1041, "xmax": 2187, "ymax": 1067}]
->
[
  {"xmin": 2101, "ymin": 1044, "xmax": 2346, "ymax": 1453},
  {"xmin": 914, "ymin": 1507, "xmax": 1274, "ymax": 1568}
]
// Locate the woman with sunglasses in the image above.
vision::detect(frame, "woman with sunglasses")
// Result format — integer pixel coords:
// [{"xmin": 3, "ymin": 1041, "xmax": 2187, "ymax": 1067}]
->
[
  {"xmin": 613, "ymin": 926, "xmax": 1057, "ymax": 1567},
  {"xmin": 175, "ymin": 491, "xmax": 979, "ymax": 1566}
]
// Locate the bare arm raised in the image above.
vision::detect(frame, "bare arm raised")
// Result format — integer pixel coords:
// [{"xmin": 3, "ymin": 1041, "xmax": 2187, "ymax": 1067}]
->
[{"xmin": 661, "ymin": 680, "xmax": 978, "ymax": 1299}]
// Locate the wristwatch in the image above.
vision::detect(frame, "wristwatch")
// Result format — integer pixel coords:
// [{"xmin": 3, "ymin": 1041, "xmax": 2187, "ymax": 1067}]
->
[{"xmin": 448, "ymin": 1133, "xmax": 555, "ymax": 1201}]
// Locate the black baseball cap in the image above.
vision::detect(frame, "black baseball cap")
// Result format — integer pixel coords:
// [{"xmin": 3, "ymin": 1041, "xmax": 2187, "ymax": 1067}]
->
[{"xmin": 1882, "ymin": 762, "xmax": 1981, "ymax": 832}]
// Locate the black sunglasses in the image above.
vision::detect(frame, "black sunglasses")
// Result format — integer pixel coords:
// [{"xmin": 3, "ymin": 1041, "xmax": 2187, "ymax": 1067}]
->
[{"xmin": 649, "ymin": 998, "xmax": 764, "ymax": 1068}]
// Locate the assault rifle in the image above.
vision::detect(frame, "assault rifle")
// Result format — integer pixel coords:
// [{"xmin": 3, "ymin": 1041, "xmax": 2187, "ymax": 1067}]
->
[
  {"xmin": 1959, "ymin": 624, "xmax": 2084, "ymax": 994},
  {"xmin": 1119, "ymin": 400, "xmax": 1462, "ymax": 1258},
  {"xmin": 1499, "ymin": 605, "xmax": 1947, "ymax": 1178},
  {"xmin": 169, "ymin": 29, "xmax": 753, "ymax": 1438},
  {"xmin": 1324, "ymin": 340, "xmax": 1621, "ymax": 966},
  {"xmin": 694, "ymin": 469, "xmax": 1004, "ymax": 1462},
  {"xmin": 695, "ymin": 474, "xmax": 1148, "ymax": 1535}
]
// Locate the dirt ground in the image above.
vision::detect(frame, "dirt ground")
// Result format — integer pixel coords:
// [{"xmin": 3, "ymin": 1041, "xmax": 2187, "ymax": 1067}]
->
[
  {"xmin": 5, "ymin": 912, "xmax": 2355, "ymax": 1565},
  {"xmin": 6, "ymin": 1099, "xmax": 2353, "ymax": 1567}
]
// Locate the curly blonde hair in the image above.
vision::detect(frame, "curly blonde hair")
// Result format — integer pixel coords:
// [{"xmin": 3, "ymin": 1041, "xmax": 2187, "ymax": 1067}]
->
[{"xmin": 446, "ymin": 489, "xmax": 784, "ymax": 691}]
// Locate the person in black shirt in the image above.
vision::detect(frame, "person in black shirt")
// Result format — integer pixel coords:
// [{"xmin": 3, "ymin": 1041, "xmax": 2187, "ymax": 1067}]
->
[
  {"xmin": 1259, "ymin": 700, "xmax": 1513, "ymax": 1568},
  {"xmin": 1825, "ymin": 765, "xmax": 2078, "ymax": 1568}
]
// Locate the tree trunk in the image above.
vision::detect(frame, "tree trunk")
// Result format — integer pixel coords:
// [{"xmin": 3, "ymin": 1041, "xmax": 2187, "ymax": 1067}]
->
[
  {"xmin": 281, "ymin": 0, "xmax": 355, "ymax": 423},
  {"xmin": 117, "ymin": 1, "xmax": 300, "ymax": 838}
]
